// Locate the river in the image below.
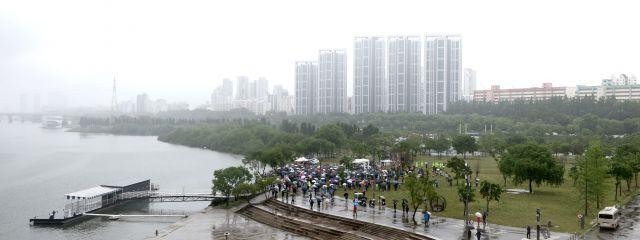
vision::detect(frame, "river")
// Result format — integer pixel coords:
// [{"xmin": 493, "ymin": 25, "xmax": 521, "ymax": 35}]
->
[{"xmin": 0, "ymin": 122, "xmax": 243, "ymax": 239}]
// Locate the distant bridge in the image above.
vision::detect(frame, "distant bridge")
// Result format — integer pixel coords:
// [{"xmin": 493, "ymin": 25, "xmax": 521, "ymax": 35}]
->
[{"xmin": 0, "ymin": 113, "xmax": 43, "ymax": 123}]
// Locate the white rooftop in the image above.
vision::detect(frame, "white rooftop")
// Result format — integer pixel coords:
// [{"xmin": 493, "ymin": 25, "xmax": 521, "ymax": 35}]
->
[
  {"xmin": 101, "ymin": 178, "xmax": 149, "ymax": 188},
  {"xmin": 66, "ymin": 186, "xmax": 118, "ymax": 199},
  {"xmin": 353, "ymin": 159, "xmax": 370, "ymax": 164}
]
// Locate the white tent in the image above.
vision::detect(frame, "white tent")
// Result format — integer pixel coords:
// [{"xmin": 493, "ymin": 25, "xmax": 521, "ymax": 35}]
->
[
  {"xmin": 380, "ymin": 159, "xmax": 392, "ymax": 163},
  {"xmin": 352, "ymin": 159, "xmax": 370, "ymax": 164},
  {"xmin": 294, "ymin": 157, "xmax": 309, "ymax": 162}
]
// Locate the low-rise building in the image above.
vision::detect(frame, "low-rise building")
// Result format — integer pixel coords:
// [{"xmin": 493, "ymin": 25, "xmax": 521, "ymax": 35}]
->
[{"xmin": 473, "ymin": 83, "xmax": 568, "ymax": 102}]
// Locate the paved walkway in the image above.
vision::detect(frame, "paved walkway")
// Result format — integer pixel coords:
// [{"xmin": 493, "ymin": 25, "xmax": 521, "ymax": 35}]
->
[
  {"xmin": 152, "ymin": 194, "xmax": 309, "ymax": 240},
  {"xmin": 277, "ymin": 193, "xmax": 570, "ymax": 240}
]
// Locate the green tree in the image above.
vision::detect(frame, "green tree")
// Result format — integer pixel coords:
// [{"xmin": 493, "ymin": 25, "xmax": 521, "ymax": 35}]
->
[
  {"xmin": 212, "ymin": 166, "xmax": 252, "ymax": 205},
  {"xmin": 478, "ymin": 134, "xmax": 498, "ymax": 157},
  {"xmin": 568, "ymin": 165, "xmax": 579, "ymax": 186},
  {"xmin": 256, "ymin": 177, "xmax": 277, "ymax": 199},
  {"xmin": 260, "ymin": 144, "xmax": 294, "ymax": 168},
  {"xmin": 350, "ymin": 142, "xmax": 368, "ymax": 158},
  {"xmin": 232, "ymin": 183, "xmax": 258, "ymax": 203},
  {"xmin": 452, "ymin": 134, "xmax": 478, "ymax": 158},
  {"xmin": 315, "ymin": 124, "xmax": 346, "ymax": 148},
  {"xmin": 340, "ymin": 156, "xmax": 354, "ymax": 170},
  {"xmin": 610, "ymin": 147, "xmax": 634, "ymax": 200},
  {"xmin": 362, "ymin": 124, "xmax": 379, "ymax": 138},
  {"xmin": 479, "ymin": 181, "xmax": 503, "ymax": 213},
  {"xmin": 500, "ymin": 143, "xmax": 564, "ymax": 193},
  {"xmin": 457, "ymin": 185, "xmax": 476, "ymax": 218},
  {"xmin": 447, "ymin": 156, "xmax": 470, "ymax": 186},
  {"xmin": 496, "ymin": 156, "xmax": 513, "ymax": 187},
  {"xmin": 432, "ymin": 135, "xmax": 451, "ymax": 159},
  {"xmin": 405, "ymin": 172, "xmax": 438, "ymax": 225},
  {"xmin": 575, "ymin": 144, "xmax": 609, "ymax": 216}
]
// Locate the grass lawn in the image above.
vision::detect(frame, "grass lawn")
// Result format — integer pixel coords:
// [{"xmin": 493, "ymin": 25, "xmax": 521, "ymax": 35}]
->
[{"xmin": 334, "ymin": 155, "xmax": 638, "ymax": 233}]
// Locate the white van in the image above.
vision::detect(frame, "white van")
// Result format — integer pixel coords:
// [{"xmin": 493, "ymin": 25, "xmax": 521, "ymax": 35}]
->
[{"xmin": 598, "ymin": 206, "xmax": 621, "ymax": 229}]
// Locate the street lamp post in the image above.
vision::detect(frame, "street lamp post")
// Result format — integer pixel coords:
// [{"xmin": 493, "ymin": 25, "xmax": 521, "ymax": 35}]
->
[
  {"xmin": 464, "ymin": 162, "xmax": 471, "ymax": 238},
  {"xmin": 536, "ymin": 208, "xmax": 541, "ymax": 240}
]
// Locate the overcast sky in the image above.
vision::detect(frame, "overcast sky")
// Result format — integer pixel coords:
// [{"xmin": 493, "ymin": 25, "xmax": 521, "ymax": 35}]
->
[{"xmin": 1, "ymin": 0, "xmax": 638, "ymax": 111}]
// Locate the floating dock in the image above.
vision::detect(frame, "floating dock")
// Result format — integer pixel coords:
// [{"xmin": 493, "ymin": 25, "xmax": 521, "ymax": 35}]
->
[
  {"xmin": 30, "ymin": 178, "xmax": 151, "ymax": 226},
  {"xmin": 29, "ymin": 178, "xmax": 220, "ymax": 226}
]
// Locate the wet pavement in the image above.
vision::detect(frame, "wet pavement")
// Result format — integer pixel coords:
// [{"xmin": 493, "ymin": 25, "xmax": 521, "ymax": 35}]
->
[
  {"xmin": 280, "ymin": 193, "xmax": 571, "ymax": 240},
  {"xmin": 586, "ymin": 194, "xmax": 640, "ymax": 240},
  {"xmin": 152, "ymin": 196, "xmax": 309, "ymax": 240}
]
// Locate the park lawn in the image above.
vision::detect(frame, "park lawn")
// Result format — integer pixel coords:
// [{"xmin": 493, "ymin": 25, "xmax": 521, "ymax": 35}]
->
[{"xmin": 335, "ymin": 155, "xmax": 638, "ymax": 233}]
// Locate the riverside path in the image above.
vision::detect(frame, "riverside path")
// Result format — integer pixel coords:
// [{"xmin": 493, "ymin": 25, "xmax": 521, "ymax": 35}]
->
[{"xmin": 276, "ymin": 194, "xmax": 571, "ymax": 240}]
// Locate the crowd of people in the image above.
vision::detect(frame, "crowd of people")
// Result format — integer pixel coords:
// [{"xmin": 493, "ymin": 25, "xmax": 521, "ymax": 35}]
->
[{"xmin": 266, "ymin": 160, "xmax": 442, "ymax": 225}]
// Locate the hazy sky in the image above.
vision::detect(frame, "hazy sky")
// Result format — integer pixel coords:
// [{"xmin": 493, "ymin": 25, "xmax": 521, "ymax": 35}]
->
[{"xmin": 1, "ymin": 0, "xmax": 638, "ymax": 111}]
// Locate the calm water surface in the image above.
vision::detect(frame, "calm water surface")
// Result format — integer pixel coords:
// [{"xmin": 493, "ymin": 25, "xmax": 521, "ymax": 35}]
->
[{"xmin": 0, "ymin": 122, "xmax": 243, "ymax": 239}]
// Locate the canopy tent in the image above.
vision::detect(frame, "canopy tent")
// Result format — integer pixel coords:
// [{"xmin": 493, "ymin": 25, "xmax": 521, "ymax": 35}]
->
[
  {"xmin": 380, "ymin": 159, "xmax": 392, "ymax": 163},
  {"xmin": 352, "ymin": 159, "xmax": 370, "ymax": 164},
  {"xmin": 294, "ymin": 157, "xmax": 309, "ymax": 162}
]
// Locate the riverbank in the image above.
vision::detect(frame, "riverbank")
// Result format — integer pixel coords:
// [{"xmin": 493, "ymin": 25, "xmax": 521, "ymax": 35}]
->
[
  {"xmin": 68, "ymin": 125, "xmax": 174, "ymax": 136},
  {"xmin": 0, "ymin": 123, "xmax": 244, "ymax": 240}
]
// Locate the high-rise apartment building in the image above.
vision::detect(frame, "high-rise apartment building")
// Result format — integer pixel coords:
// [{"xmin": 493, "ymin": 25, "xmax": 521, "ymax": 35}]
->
[
  {"xmin": 462, "ymin": 68, "xmax": 476, "ymax": 101},
  {"xmin": 136, "ymin": 93, "xmax": 149, "ymax": 113},
  {"xmin": 354, "ymin": 36, "xmax": 386, "ymax": 114},
  {"xmin": 318, "ymin": 49, "xmax": 347, "ymax": 113},
  {"xmin": 222, "ymin": 78, "xmax": 233, "ymax": 98},
  {"xmin": 295, "ymin": 61, "xmax": 318, "ymax": 115},
  {"xmin": 425, "ymin": 35, "xmax": 462, "ymax": 114},
  {"xmin": 236, "ymin": 76, "xmax": 250, "ymax": 100},
  {"xmin": 252, "ymin": 77, "xmax": 269, "ymax": 101},
  {"xmin": 270, "ymin": 85, "xmax": 294, "ymax": 114},
  {"xmin": 387, "ymin": 36, "xmax": 421, "ymax": 112}
]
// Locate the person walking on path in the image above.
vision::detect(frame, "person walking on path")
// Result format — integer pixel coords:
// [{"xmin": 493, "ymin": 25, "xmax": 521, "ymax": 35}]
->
[
  {"xmin": 352, "ymin": 199, "xmax": 358, "ymax": 217},
  {"xmin": 482, "ymin": 210, "xmax": 487, "ymax": 229},
  {"xmin": 476, "ymin": 229, "xmax": 481, "ymax": 240},
  {"xmin": 393, "ymin": 200, "xmax": 398, "ymax": 214},
  {"xmin": 526, "ymin": 225, "xmax": 531, "ymax": 239},
  {"xmin": 422, "ymin": 211, "xmax": 430, "ymax": 226},
  {"xmin": 309, "ymin": 198, "xmax": 314, "ymax": 210}
]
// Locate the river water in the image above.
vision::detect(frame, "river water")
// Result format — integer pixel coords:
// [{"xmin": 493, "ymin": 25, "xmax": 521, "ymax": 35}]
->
[{"xmin": 0, "ymin": 122, "xmax": 243, "ymax": 239}]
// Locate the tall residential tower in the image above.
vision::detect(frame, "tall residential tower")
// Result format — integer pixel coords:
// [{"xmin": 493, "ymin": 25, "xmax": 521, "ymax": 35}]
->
[
  {"xmin": 387, "ymin": 36, "xmax": 421, "ymax": 112},
  {"xmin": 354, "ymin": 36, "xmax": 386, "ymax": 114},
  {"xmin": 235, "ymin": 76, "xmax": 250, "ymax": 100},
  {"xmin": 318, "ymin": 49, "xmax": 347, "ymax": 113},
  {"xmin": 295, "ymin": 61, "xmax": 318, "ymax": 115},
  {"xmin": 462, "ymin": 68, "xmax": 476, "ymax": 101},
  {"xmin": 424, "ymin": 35, "xmax": 462, "ymax": 114}
]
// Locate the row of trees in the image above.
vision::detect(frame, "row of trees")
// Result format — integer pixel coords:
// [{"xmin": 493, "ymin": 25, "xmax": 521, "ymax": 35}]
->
[
  {"xmin": 571, "ymin": 143, "xmax": 640, "ymax": 216},
  {"xmin": 448, "ymin": 96, "xmax": 640, "ymax": 123}
]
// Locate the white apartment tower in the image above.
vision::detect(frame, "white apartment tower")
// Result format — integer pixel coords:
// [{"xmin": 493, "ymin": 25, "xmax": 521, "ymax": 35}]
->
[
  {"xmin": 462, "ymin": 68, "xmax": 476, "ymax": 101},
  {"xmin": 222, "ymin": 79, "xmax": 233, "ymax": 98},
  {"xmin": 295, "ymin": 61, "xmax": 318, "ymax": 115},
  {"xmin": 425, "ymin": 35, "xmax": 462, "ymax": 114},
  {"xmin": 252, "ymin": 78, "xmax": 269, "ymax": 101},
  {"xmin": 354, "ymin": 36, "xmax": 386, "ymax": 114},
  {"xmin": 387, "ymin": 36, "xmax": 421, "ymax": 112},
  {"xmin": 318, "ymin": 49, "xmax": 347, "ymax": 113},
  {"xmin": 236, "ymin": 76, "xmax": 250, "ymax": 100}
]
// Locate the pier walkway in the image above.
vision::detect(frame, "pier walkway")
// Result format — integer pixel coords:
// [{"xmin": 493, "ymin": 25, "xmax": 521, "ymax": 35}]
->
[{"xmin": 147, "ymin": 192, "xmax": 219, "ymax": 202}]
